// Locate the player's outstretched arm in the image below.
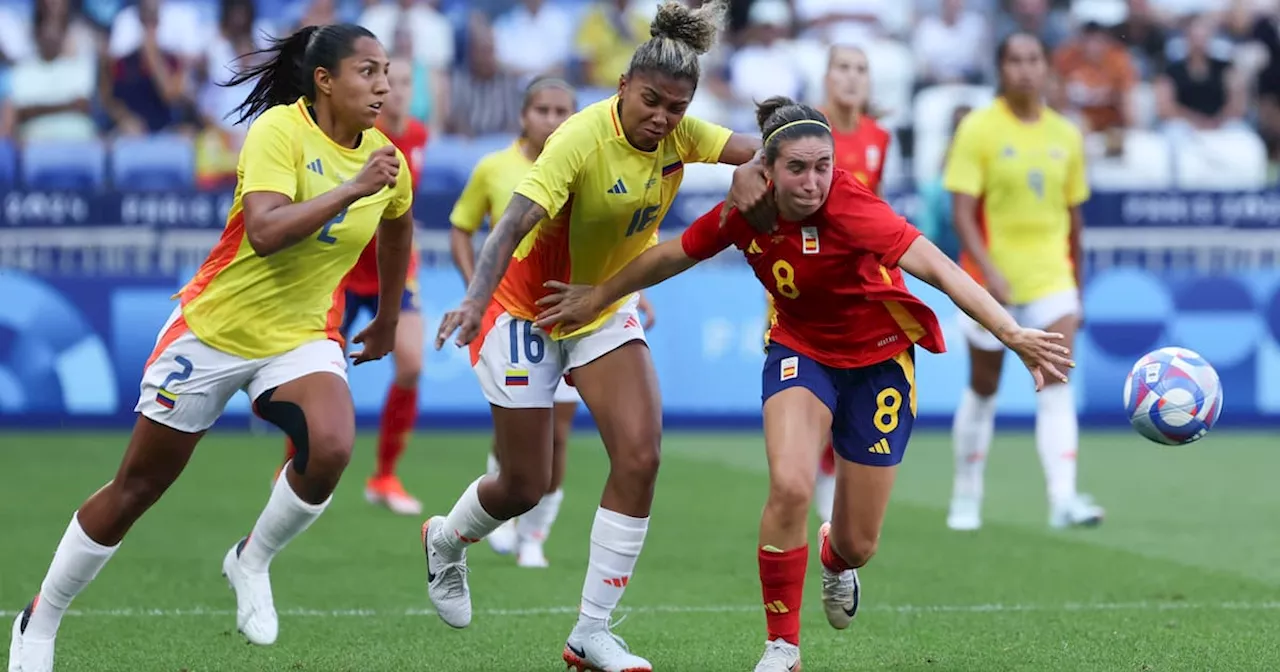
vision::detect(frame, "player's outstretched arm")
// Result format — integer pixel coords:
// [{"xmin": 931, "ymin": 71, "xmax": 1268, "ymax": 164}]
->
[
  {"xmin": 897, "ymin": 236, "xmax": 1075, "ymax": 390},
  {"xmin": 533, "ymin": 239, "xmax": 697, "ymax": 332},
  {"xmin": 463, "ymin": 194, "xmax": 546, "ymax": 306}
]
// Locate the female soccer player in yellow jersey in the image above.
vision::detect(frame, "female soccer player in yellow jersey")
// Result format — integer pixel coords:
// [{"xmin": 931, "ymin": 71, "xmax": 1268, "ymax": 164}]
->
[
  {"xmin": 943, "ymin": 31, "xmax": 1104, "ymax": 532},
  {"xmin": 449, "ymin": 76, "xmax": 657, "ymax": 569},
  {"xmin": 8, "ymin": 24, "xmax": 414, "ymax": 672},
  {"xmin": 428, "ymin": 2, "xmax": 768, "ymax": 670}
]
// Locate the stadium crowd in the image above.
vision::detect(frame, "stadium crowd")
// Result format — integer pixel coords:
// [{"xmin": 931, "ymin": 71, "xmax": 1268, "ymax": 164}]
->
[{"xmin": 0, "ymin": 0, "xmax": 1277, "ymax": 190}]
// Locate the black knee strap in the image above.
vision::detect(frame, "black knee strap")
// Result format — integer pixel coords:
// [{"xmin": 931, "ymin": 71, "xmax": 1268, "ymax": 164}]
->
[{"xmin": 255, "ymin": 387, "xmax": 310, "ymax": 475}]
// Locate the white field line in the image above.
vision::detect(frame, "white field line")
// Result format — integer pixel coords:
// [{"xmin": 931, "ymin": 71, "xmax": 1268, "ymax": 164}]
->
[{"xmin": 61, "ymin": 601, "xmax": 1280, "ymax": 618}]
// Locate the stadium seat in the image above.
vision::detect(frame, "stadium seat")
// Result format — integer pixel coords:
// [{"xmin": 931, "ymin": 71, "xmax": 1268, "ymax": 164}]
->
[
  {"xmin": 1085, "ymin": 130, "xmax": 1174, "ymax": 191},
  {"xmin": 1172, "ymin": 127, "xmax": 1270, "ymax": 191},
  {"xmin": 866, "ymin": 38, "xmax": 915, "ymax": 131},
  {"xmin": 912, "ymin": 84, "xmax": 994, "ymax": 185},
  {"xmin": 21, "ymin": 139, "xmax": 107, "ymax": 191},
  {"xmin": 110, "ymin": 134, "xmax": 196, "ymax": 191},
  {"xmin": 0, "ymin": 140, "xmax": 16, "ymax": 189}
]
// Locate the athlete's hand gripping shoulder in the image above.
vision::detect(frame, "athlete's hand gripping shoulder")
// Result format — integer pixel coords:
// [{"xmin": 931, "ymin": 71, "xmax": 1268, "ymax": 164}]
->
[{"xmin": 434, "ymin": 194, "xmax": 547, "ymax": 349}]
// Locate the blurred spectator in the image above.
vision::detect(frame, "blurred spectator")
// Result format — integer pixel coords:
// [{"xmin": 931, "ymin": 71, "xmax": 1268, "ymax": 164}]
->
[
  {"xmin": 575, "ymin": 0, "xmax": 651, "ymax": 88},
  {"xmin": 913, "ymin": 0, "xmax": 989, "ymax": 87},
  {"xmin": 997, "ymin": 0, "xmax": 1072, "ymax": 53},
  {"xmin": 794, "ymin": 0, "xmax": 900, "ymax": 45},
  {"xmin": 193, "ymin": 0, "xmax": 267, "ymax": 188},
  {"xmin": 0, "ymin": 68, "xmax": 13, "ymax": 137},
  {"xmin": 1, "ymin": 0, "xmax": 100, "ymax": 63},
  {"xmin": 359, "ymin": 0, "xmax": 455, "ymax": 71},
  {"xmin": 493, "ymin": 0, "xmax": 574, "ymax": 78},
  {"xmin": 9, "ymin": 4, "xmax": 97, "ymax": 142},
  {"xmin": 1155, "ymin": 14, "xmax": 1248, "ymax": 131},
  {"xmin": 108, "ymin": 0, "xmax": 205, "ymax": 61},
  {"xmin": 1052, "ymin": 0, "xmax": 1137, "ymax": 133},
  {"xmin": 297, "ymin": 0, "xmax": 339, "ymax": 29},
  {"xmin": 1251, "ymin": 15, "xmax": 1279, "ymax": 172},
  {"xmin": 728, "ymin": 0, "xmax": 805, "ymax": 118},
  {"xmin": 101, "ymin": 0, "xmax": 191, "ymax": 135},
  {"xmin": 447, "ymin": 18, "xmax": 523, "ymax": 136},
  {"xmin": 386, "ymin": 22, "xmax": 448, "ymax": 134},
  {"xmin": 377, "ymin": 57, "xmax": 430, "ymax": 189},
  {"xmin": 824, "ymin": 45, "xmax": 891, "ymax": 190},
  {"xmin": 915, "ymin": 104, "xmax": 971, "ymax": 261},
  {"xmin": 1114, "ymin": 0, "xmax": 1170, "ymax": 78}
]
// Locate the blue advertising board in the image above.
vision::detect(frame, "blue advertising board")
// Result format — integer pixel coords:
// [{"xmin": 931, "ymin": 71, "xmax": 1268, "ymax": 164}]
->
[{"xmin": 2, "ymin": 186, "xmax": 1279, "ymax": 430}]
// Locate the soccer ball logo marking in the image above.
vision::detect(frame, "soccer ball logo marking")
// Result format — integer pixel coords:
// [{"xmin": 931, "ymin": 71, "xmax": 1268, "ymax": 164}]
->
[{"xmin": 1123, "ymin": 346, "xmax": 1223, "ymax": 446}]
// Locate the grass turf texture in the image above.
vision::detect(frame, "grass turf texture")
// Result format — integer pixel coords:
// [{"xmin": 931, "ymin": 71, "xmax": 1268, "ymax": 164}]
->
[{"xmin": 2, "ymin": 429, "xmax": 1278, "ymax": 671}]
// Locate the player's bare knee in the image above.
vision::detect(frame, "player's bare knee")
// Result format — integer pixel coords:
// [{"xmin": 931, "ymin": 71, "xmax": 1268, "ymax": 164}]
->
[
  {"xmin": 831, "ymin": 526, "xmax": 879, "ymax": 569},
  {"xmin": 305, "ymin": 423, "xmax": 353, "ymax": 476},
  {"xmin": 970, "ymin": 369, "xmax": 1001, "ymax": 398},
  {"xmin": 394, "ymin": 352, "xmax": 422, "ymax": 389},
  {"xmin": 766, "ymin": 471, "xmax": 813, "ymax": 522},
  {"xmin": 111, "ymin": 473, "xmax": 168, "ymax": 520},
  {"xmin": 495, "ymin": 465, "xmax": 551, "ymax": 513},
  {"xmin": 611, "ymin": 439, "xmax": 660, "ymax": 489}
]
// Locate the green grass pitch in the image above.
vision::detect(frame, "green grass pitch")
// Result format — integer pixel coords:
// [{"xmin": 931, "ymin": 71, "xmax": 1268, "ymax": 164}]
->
[{"xmin": 2, "ymin": 429, "xmax": 1278, "ymax": 671}]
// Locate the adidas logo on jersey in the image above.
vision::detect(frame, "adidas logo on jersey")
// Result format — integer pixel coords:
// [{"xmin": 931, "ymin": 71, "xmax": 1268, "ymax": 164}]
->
[
  {"xmin": 868, "ymin": 438, "xmax": 891, "ymax": 455},
  {"xmin": 306, "ymin": 159, "xmax": 325, "ymax": 176},
  {"xmin": 607, "ymin": 179, "xmax": 627, "ymax": 195}
]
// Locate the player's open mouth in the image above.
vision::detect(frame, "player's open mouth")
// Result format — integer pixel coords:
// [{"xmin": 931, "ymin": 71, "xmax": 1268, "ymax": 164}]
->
[{"xmin": 368, "ymin": 103, "xmax": 383, "ymax": 113}]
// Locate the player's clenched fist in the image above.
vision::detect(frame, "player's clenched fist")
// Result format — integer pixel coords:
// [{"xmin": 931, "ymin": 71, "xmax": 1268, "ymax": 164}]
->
[{"xmin": 350, "ymin": 145, "xmax": 400, "ymax": 197}]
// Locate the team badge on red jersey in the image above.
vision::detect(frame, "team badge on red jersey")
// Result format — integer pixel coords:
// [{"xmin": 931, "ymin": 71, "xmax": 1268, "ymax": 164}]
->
[{"xmin": 801, "ymin": 227, "xmax": 820, "ymax": 254}]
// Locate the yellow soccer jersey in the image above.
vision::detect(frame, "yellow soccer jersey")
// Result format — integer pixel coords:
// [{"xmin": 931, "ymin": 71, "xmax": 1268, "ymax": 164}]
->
[
  {"xmin": 449, "ymin": 141, "xmax": 533, "ymax": 234},
  {"xmin": 179, "ymin": 99, "xmax": 414, "ymax": 359},
  {"xmin": 495, "ymin": 95, "xmax": 731, "ymax": 339},
  {"xmin": 943, "ymin": 98, "xmax": 1089, "ymax": 304}
]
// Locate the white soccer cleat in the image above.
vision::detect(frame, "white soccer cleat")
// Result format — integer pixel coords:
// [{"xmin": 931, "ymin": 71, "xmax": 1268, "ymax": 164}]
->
[
  {"xmin": 812, "ymin": 471, "xmax": 835, "ymax": 524},
  {"xmin": 487, "ymin": 519, "xmax": 518, "ymax": 555},
  {"xmin": 818, "ymin": 523, "xmax": 860, "ymax": 630},
  {"xmin": 516, "ymin": 540, "xmax": 549, "ymax": 568},
  {"xmin": 946, "ymin": 496, "xmax": 983, "ymax": 531},
  {"xmin": 1049, "ymin": 493, "xmax": 1105, "ymax": 529},
  {"xmin": 422, "ymin": 516, "xmax": 472, "ymax": 629},
  {"xmin": 222, "ymin": 539, "xmax": 278, "ymax": 646},
  {"xmin": 9, "ymin": 603, "xmax": 54, "ymax": 672},
  {"xmin": 754, "ymin": 639, "xmax": 802, "ymax": 672},
  {"xmin": 562, "ymin": 623, "xmax": 652, "ymax": 672}
]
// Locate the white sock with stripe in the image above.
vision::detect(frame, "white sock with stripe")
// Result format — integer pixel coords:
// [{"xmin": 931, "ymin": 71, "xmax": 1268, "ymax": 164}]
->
[
  {"xmin": 952, "ymin": 388, "xmax": 996, "ymax": 501},
  {"xmin": 575, "ymin": 508, "xmax": 648, "ymax": 629},
  {"xmin": 23, "ymin": 513, "xmax": 118, "ymax": 640},
  {"xmin": 516, "ymin": 489, "xmax": 564, "ymax": 544},
  {"xmin": 1036, "ymin": 383, "xmax": 1079, "ymax": 507}
]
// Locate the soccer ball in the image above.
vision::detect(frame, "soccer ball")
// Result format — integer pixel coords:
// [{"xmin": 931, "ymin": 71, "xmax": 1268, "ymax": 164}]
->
[{"xmin": 1123, "ymin": 347, "xmax": 1223, "ymax": 445}]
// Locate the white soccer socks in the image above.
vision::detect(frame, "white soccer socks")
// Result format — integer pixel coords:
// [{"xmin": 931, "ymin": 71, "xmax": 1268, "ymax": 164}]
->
[
  {"xmin": 239, "ymin": 468, "xmax": 330, "ymax": 573},
  {"xmin": 22, "ymin": 514, "xmax": 118, "ymax": 639}
]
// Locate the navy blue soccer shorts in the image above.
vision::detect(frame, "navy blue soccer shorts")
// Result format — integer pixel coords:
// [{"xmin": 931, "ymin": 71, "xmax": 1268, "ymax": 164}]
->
[
  {"xmin": 339, "ymin": 282, "xmax": 421, "ymax": 339},
  {"xmin": 761, "ymin": 343, "xmax": 916, "ymax": 467}
]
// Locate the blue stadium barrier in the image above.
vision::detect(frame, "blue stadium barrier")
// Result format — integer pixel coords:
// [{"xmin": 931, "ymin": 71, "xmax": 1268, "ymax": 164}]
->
[
  {"xmin": 20, "ymin": 140, "xmax": 107, "ymax": 191},
  {"xmin": 109, "ymin": 135, "xmax": 196, "ymax": 192},
  {"xmin": 0, "ymin": 140, "xmax": 15, "ymax": 189}
]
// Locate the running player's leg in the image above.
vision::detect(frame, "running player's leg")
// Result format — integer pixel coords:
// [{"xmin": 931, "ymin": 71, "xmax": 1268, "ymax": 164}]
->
[
  {"xmin": 813, "ymin": 440, "xmax": 836, "ymax": 523},
  {"xmin": 10, "ymin": 311, "xmax": 243, "ymax": 671},
  {"xmin": 821, "ymin": 348, "xmax": 915, "ymax": 631},
  {"xmin": 516, "ymin": 382, "xmax": 576, "ymax": 568},
  {"xmin": 422, "ymin": 304, "xmax": 560, "ymax": 628},
  {"xmin": 559, "ymin": 301, "xmax": 657, "ymax": 672},
  {"xmin": 753, "ymin": 346, "xmax": 837, "ymax": 672},
  {"xmin": 1029, "ymin": 293, "xmax": 1102, "ymax": 528},
  {"xmin": 484, "ymin": 433, "xmax": 519, "ymax": 555},
  {"xmin": 280, "ymin": 291, "xmax": 368, "ymax": 479},
  {"xmin": 949, "ymin": 311, "xmax": 1005, "ymax": 531},
  {"xmin": 366, "ymin": 287, "xmax": 424, "ymax": 515},
  {"xmin": 225, "ymin": 340, "xmax": 353, "ymax": 646}
]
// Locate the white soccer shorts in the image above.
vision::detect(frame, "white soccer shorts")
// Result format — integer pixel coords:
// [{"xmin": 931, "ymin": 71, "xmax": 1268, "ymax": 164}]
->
[
  {"xmin": 135, "ymin": 307, "xmax": 349, "ymax": 433},
  {"xmin": 958, "ymin": 288, "xmax": 1082, "ymax": 352},
  {"xmin": 471, "ymin": 295, "xmax": 645, "ymax": 409}
]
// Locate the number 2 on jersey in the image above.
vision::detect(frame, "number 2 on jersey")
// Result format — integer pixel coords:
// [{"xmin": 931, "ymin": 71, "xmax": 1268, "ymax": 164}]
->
[
  {"xmin": 772, "ymin": 260, "xmax": 800, "ymax": 299},
  {"xmin": 1026, "ymin": 169, "xmax": 1045, "ymax": 200},
  {"xmin": 317, "ymin": 208, "xmax": 348, "ymax": 244}
]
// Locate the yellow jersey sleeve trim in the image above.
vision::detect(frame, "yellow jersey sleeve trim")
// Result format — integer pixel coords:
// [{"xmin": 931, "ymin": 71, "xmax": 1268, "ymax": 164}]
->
[
  {"xmin": 240, "ymin": 107, "xmax": 300, "ymax": 198},
  {"xmin": 450, "ymin": 152, "xmax": 493, "ymax": 233}
]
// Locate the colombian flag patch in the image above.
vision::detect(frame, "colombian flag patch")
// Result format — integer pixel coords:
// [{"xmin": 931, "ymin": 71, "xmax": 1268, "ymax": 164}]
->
[{"xmin": 505, "ymin": 369, "xmax": 530, "ymax": 387}]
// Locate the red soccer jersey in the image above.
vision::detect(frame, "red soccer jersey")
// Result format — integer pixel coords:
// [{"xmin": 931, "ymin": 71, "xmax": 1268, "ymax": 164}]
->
[
  {"xmin": 829, "ymin": 114, "xmax": 891, "ymax": 194},
  {"xmin": 344, "ymin": 119, "xmax": 428, "ymax": 296},
  {"xmin": 681, "ymin": 170, "xmax": 946, "ymax": 369}
]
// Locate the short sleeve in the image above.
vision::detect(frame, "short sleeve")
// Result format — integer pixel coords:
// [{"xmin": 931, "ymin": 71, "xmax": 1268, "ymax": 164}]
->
[
  {"xmin": 449, "ymin": 156, "xmax": 490, "ymax": 233},
  {"xmin": 1065, "ymin": 128, "xmax": 1090, "ymax": 207},
  {"xmin": 514, "ymin": 118, "xmax": 593, "ymax": 218},
  {"xmin": 381, "ymin": 147, "xmax": 414, "ymax": 220},
  {"xmin": 680, "ymin": 201, "xmax": 741, "ymax": 261},
  {"xmin": 941, "ymin": 114, "xmax": 984, "ymax": 197},
  {"xmin": 825, "ymin": 174, "xmax": 921, "ymax": 267},
  {"xmin": 240, "ymin": 110, "xmax": 299, "ymax": 198},
  {"xmin": 672, "ymin": 115, "xmax": 733, "ymax": 164}
]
